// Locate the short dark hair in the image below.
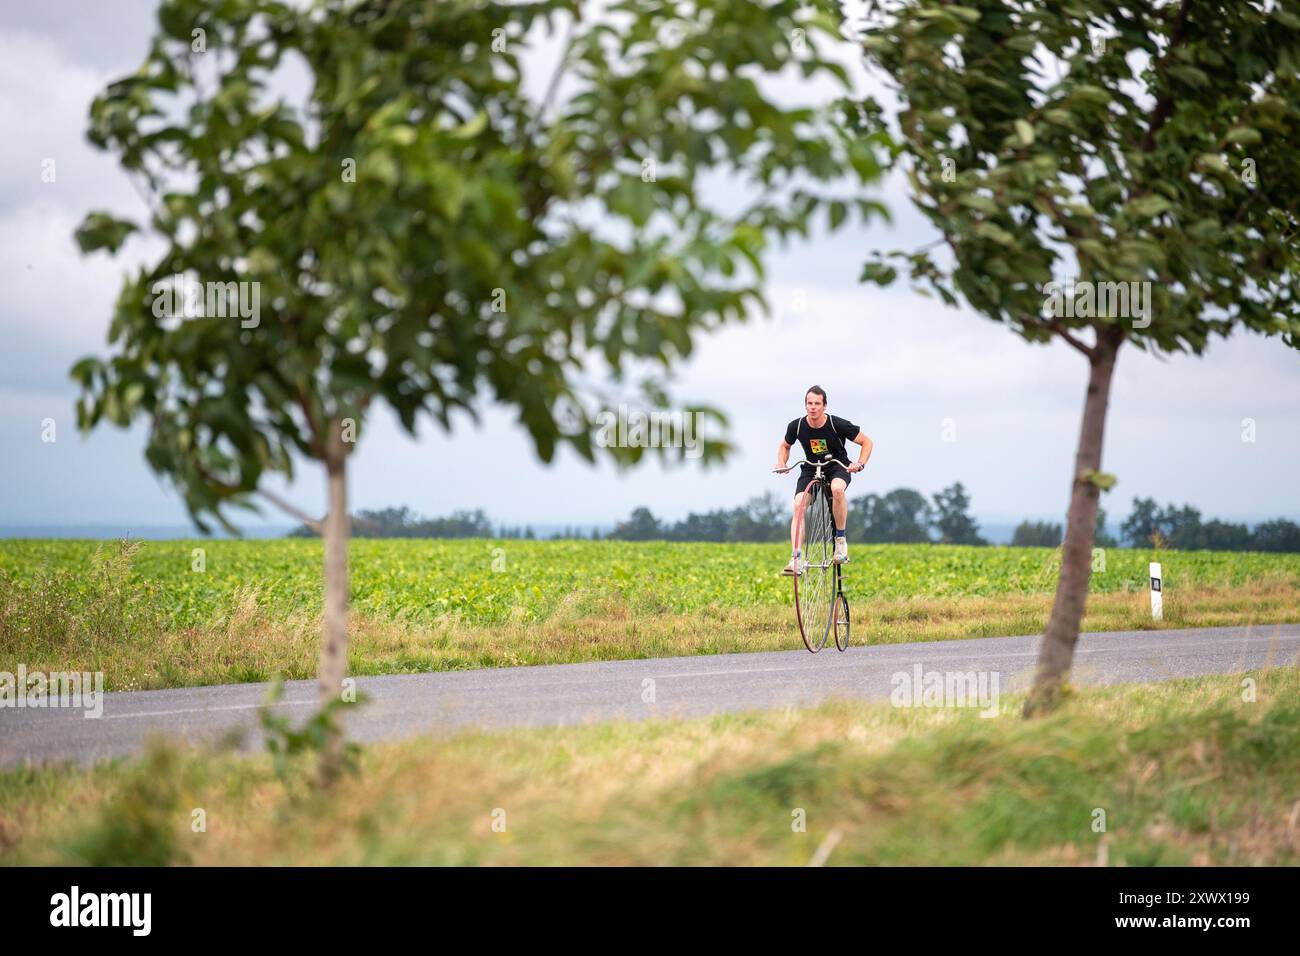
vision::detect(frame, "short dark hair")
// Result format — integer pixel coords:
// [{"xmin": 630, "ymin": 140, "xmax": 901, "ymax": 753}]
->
[{"xmin": 805, "ymin": 385, "xmax": 827, "ymax": 404}]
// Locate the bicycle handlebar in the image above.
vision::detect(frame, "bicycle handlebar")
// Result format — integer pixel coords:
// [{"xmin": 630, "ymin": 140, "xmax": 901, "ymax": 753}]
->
[{"xmin": 773, "ymin": 457, "xmax": 854, "ymax": 475}]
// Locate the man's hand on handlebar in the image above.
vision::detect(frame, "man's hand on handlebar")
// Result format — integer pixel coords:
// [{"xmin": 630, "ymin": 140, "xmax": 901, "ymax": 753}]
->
[{"xmin": 848, "ymin": 462, "xmax": 865, "ymax": 474}]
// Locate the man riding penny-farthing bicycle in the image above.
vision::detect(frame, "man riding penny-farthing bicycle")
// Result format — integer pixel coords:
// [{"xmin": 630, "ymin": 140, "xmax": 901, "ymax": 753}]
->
[{"xmin": 773, "ymin": 385, "xmax": 874, "ymax": 652}]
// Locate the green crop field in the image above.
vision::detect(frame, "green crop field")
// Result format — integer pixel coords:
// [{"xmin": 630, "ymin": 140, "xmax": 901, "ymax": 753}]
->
[
  {"xmin": 2, "ymin": 537, "xmax": 1296, "ymax": 626},
  {"xmin": 1, "ymin": 538, "xmax": 1297, "ymax": 690}
]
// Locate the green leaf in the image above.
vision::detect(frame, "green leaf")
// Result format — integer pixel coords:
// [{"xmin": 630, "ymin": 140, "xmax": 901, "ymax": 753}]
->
[
  {"xmin": 828, "ymin": 201, "xmax": 847, "ymax": 230},
  {"xmin": 449, "ymin": 110, "xmax": 488, "ymax": 139},
  {"xmin": 366, "ymin": 150, "xmax": 400, "ymax": 187},
  {"xmin": 1167, "ymin": 65, "xmax": 1209, "ymax": 88},
  {"xmin": 1080, "ymin": 469, "xmax": 1117, "ymax": 491},
  {"xmin": 973, "ymin": 222, "xmax": 1016, "ymax": 247},
  {"xmin": 428, "ymin": 163, "xmax": 466, "ymax": 220},
  {"xmin": 1274, "ymin": 9, "xmax": 1300, "ymax": 29},
  {"xmin": 1014, "ymin": 119, "xmax": 1035, "ymax": 146},
  {"xmin": 1077, "ymin": 239, "xmax": 1110, "ymax": 262},
  {"xmin": 958, "ymin": 193, "xmax": 1000, "ymax": 215},
  {"xmin": 859, "ymin": 261, "xmax": 898, "ymax": 285},
  {"xmin": 75, "ymin": 212, "xmax": 137, "ymax": 254},
  {"xmin": 387, "ymin": 124, "xmax": 417, "ymax": 146},
  {"xmin": 1195, "ymin": 153, "xmax": 1230, "ymax": 174},
  {"xmin": 1069, "ymin": 85, "xmax": 1110, "ymax": 107},
  {"xmin": 1123, "ymin": 195, "xmax": 1172, "ymax": 219}
]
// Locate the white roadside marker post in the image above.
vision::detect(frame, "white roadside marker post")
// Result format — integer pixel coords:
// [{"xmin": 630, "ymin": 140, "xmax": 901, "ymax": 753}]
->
[{"xmin": 1149, "ymin": 561, "xmax": 1163, "ymax": 622}]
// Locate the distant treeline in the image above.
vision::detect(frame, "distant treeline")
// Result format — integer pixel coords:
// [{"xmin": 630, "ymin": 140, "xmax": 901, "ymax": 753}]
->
[
  {"xmin": 1012, "ymin": 498, "xmax": 1300, "ymax": 553},
  {"xmin": 289, "ymin": 484, "xmax": 988, "ymax": 545},
  {"xmin": 611, "ymin": 483, "xmax": 987, "ymax": 545},
  {"xmin": 287, "ymin": 492, "xmax": 1300, "ymax": 553},
  {"xmin": 286, "ymin": 506, "xmax": 597, "ymax": 540}
]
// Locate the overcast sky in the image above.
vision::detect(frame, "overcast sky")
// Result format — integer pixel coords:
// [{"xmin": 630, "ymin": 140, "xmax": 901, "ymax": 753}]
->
[{"xmin": 1, "ymin": 1, "xmax": 1297, "ymax": 536}]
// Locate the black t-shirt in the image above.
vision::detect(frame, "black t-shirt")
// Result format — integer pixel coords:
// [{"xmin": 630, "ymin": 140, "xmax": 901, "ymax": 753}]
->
[{"xmin": 784, "ymin": 415, "xmax": 859, "ymax": 467}]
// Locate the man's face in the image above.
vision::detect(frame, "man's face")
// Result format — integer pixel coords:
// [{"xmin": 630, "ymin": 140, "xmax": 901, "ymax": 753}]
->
[{"xmin": 805, "ymin": 392, "xmax": 825, "ymax": 419}]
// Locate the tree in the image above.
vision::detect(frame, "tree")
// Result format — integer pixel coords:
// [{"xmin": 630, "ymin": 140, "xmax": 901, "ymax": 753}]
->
[
  {"xmin": 612, "ymin": 507, "xmax": 665, "ymax": 541},
  {"xmin": 859, "ymin": 1, "xmax": 1300, "ymax": 715},
  {"xmin": 669, "ymin": 508, "xmax": 732, "ymax": 541},
  {"xmin": 73, "ymin": 0, "xmax": 884, "ymax": 779},
  {"xmin": 1120, "ymin": 497, "xmax": 1161, "ymax": 548},
  {"xmin": 1158, "ymin": 503, "xmax": 1206, "ymax": 550},
  {"xmin": 735, "ymin": 492, "xmax": 787, "ymax": 542},
  {"xmin": 1120, "ymin": 497, "xmax": 1208, "ymax": 550},
  {"xmin": 1201, "ymin": 518, "xmax": 1251, "ymax": 552},
  {"xmin": 1093, "ymin": 506, "xmax": 1117, "ymax": 549},
  {"xmin": 931, "ymin": 482, "xmax": 986, "ymax": 545},
  {"xmin": 290, "ymin": 505, "xmax": 493, "ymax": 538},
  {"xmin": 1249, "ymin": 519, "xmax": 1300, "ymax": 553},
  {"xmin": 1012, "ymin": 520, "xmax": 1062, "ymax": 548},
  {"xmin": 858, "ymin": 488, "xmax": 933, "ymax": 543}
]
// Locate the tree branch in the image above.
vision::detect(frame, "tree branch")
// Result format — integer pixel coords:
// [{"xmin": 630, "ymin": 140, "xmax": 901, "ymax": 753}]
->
[
  {"xmin": 1022, "ymin": 315, "xmax": 1098, "ymax": 360},
  {"xmin": 1050, "ymin": 321, "xmax": 1097, "ymax": 359},
  {"xmin": 260, "ymin": 488, "xmax": 323, "ymax": 533},
  {"xmin": 536, "ymin": 12, "xmax": 578, "ymax": 130},
  {"xmin": 1141, "ymin": 1, "xmax": 1191, "ymax": 153},
  {"xmin": 295, "ymin": 384, "xmax": 326, "ymax": 460}
]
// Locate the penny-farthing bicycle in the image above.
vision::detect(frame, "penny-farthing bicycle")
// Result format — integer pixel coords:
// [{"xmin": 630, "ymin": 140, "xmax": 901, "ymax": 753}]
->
[{"xmin": 775, "ymin": 457, "xmax": 851, "ymax": 653}]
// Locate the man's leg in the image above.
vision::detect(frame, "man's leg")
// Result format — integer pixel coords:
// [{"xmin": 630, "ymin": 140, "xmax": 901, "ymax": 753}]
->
[
  {"xmin": 784, "ymin": 491, "xmax": 809, "ymax": 574},
  {"xmin": 790, "ymin": 491, "xmax": 808, "ymax": 552},
  {"xmin": 831, "ymin": 478, "xmax": 848, "ymax": 529},
  {"xmin": 831, "ymin": 477, "xmax": 849, "ymax": 562}
]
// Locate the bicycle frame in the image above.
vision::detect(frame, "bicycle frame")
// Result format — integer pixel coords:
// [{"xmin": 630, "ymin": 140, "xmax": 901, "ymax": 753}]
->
[
  {"xmin": 780, "ymin": 456, "xmax": 851, "ymax": 558},
  {"xmin": 775, "ymin": 456, "xmax": 853, "ymax": 652}
]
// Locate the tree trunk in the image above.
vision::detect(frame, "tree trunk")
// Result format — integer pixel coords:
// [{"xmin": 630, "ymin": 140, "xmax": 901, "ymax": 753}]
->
[
  {"xmin": 317, "ymin": 426, "xmax": 350, "ymax": 784},
  {"xmin": 1024, "ymin": 328, "xmax": 1124, "ymax": 717}
]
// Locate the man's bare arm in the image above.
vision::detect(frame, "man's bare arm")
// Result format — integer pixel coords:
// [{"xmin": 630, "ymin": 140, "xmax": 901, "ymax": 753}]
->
[
  {"xmin": 849, "ymin": 430, "xmax": 873, "ymax": 472},
  {"xmin": 775, "ymin": 439, "xmax": 792, "ymax": 470}
]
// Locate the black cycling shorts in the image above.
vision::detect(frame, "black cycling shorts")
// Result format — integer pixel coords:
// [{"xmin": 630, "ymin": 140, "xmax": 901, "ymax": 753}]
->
[{"xmin": 795, "ymin": 463, "xmax": 850, "ymax": 495}]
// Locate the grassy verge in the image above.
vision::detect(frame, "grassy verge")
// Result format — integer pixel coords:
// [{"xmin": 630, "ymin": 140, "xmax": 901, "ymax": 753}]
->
[
  {"xmin": 2, "ymin": 668, "xmax": 1297, "ymax": 866},
  {"xmin": 1, "ymin": 539, "xmax": 1297, "ymax": 690}
]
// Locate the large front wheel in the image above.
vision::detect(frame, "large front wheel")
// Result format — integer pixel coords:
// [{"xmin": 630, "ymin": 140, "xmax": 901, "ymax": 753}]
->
[{"xmin": 793, "ymin": 481, "xmax": 835, "ymax": 653}]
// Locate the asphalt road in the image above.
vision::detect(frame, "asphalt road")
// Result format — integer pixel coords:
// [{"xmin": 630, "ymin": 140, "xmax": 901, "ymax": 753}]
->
[{"xmin": 3, "ymin": 623, "xmax": 1298, "ymax": 768}]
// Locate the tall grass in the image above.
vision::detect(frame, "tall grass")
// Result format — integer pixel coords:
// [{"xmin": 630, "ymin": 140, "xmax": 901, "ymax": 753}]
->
[{"xmin": 0, "ymin": 540, "xmax": 164, "ymax": 659}]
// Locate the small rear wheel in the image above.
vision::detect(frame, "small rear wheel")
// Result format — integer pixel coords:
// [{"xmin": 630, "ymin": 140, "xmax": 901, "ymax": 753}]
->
[{"xmin": 833, "ymin": 584, "xmax": 850, "ymax": 652}]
